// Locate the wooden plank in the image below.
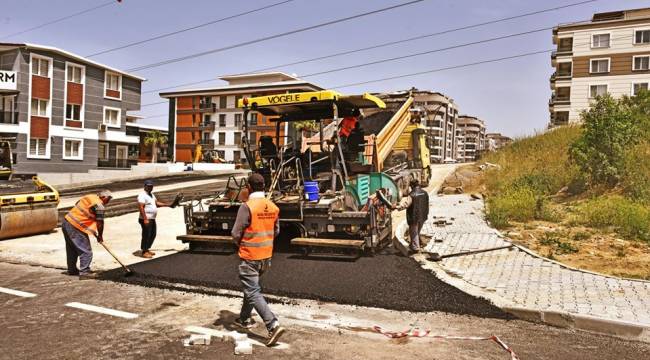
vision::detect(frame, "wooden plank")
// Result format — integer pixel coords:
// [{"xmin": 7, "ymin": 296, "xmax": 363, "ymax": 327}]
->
[
  {"xmin": 177, "ymin": 234, "xmax": 236, "ymax": 244},
  {"xmin": 291, "ymin": 237, "xmax": 365, "ymax": 249}
]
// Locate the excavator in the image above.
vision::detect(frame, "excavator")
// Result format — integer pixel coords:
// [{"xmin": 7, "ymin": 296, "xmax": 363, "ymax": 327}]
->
[
  {"xmin": 0, "ymin": 138, "xmax": 59, "ymax": 240},
  {"xmin": 176, "ymin": 90, "xmax": 427, "ymax": 256}
]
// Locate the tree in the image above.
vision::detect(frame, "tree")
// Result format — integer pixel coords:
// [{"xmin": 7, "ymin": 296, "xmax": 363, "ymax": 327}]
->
[
  {"xmin": 143, "ymin": 130, "xmax": 167, "ymax": 163},
  {"xmin": 569, "ymin": 94, "xmax": 640, "ymax": 186}
]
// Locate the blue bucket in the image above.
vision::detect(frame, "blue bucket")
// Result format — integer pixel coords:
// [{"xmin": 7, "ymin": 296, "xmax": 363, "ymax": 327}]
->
[{"xmin": 304, "ymin": 181, "xmax": 320, "ymax": 201}]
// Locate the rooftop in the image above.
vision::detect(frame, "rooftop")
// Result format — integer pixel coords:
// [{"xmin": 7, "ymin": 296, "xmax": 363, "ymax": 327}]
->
[
  {"xmin": 0, "ymin": 43, "xmax": 146, "ymax": 81},
  {"xmin": 159, "ymin": 79, "xmax": 322, "ymax": 98},
  {"xmin": 556, "ymin": 7, "xmax": 650, "ymax": 30}
]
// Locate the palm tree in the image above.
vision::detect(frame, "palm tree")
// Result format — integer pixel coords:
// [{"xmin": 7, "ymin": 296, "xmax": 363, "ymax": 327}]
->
[{"xmin": 143, "ymin": 130, "xmax": 167, "ymax": 163}]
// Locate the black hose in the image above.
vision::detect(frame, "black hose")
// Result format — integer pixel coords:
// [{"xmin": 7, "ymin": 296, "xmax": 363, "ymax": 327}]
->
[{"xmin": 376, "ymin": 190, "xmax": 392, "ymax": 207}]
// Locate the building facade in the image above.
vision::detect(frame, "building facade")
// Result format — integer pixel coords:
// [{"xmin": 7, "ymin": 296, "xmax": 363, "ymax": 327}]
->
[
  {"xmin": 125, "ymin": 116, "xmax": 168, "ymax": 163},
  {"xmin": 160, "ymin": 73, "xmax": 321, "ymax": 163},
  {"xmin": 375, "ymin": 89, "xmax": 461, "ymax": 163},
  {"xmin": 550, "ymin": 7, "xmax": 650, "ymax": 127},
  {"xmin": 486, "ymin": 132, "xmax": 513, "ymax": 150},
  {"xmin": 0, "ymin": 43, "xmax": 143, "ymax": 173},
  {"xmin": 457, "ymin": 115, "xmax": 486, "ymax": 162}
]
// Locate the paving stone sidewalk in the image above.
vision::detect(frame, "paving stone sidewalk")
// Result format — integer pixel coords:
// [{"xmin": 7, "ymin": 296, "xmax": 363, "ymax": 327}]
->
[{"xmin": 403, "ymin": 194, "xmax": 650, "ymax": 330}]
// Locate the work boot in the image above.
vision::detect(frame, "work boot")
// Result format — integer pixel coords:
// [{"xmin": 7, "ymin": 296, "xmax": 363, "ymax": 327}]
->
[
  {"xmin": 266, "ymin": 324, "xmax": 286, "ymax": 347},
  {"xmin": 79, "ymin": 272, "xmax": 99, "ymax": 280},
  {"xmin": 141, "ymin": 251, "xmax": 153, "ymax": 259},
  {"xmin": 62, "ymin": 270, "xmax": 79, "ymax": 276},
  {"xmin": 233, "ymin": 317, "xmax": 256, "ymax": 330}
]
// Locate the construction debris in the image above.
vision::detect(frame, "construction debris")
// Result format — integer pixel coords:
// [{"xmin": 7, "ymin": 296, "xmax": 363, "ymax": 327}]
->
[
  {"xmin": 182, "ymin": 334, "xmax": 211, "ymax": 346},
  {"xmin": 234, "ymin": 340, "xmax": 253, "ymax": 355}
]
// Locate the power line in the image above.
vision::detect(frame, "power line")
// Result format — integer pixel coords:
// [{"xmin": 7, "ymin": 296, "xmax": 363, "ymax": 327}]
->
[
  {"xmin": 142, "ymin": 101, "xmax": 168, "ymax": 108},
  {"xmin": 300, "ymin": 26, "xmax": 553, "ymax": 78},
  {"xmin": 331, "ymin": 50, "xmax": 553, "ymax": 89},
  {"xmin": 125, "ymin": 0, "xmax": 427, "ymax": 72},
  {"xmin": 138, "ymin": 0, "xmax": 598, "ymax": 94},
  {"xmin": 86, "ymin": 0, "xmax": 296, "ymax": 57},
  {"xmin": 332, "ymin": 33, "xmax": 635, "ymax": 89},
  {"xmin": 0, "ymin": 0, "xmax": 117, "ymax": 40}
]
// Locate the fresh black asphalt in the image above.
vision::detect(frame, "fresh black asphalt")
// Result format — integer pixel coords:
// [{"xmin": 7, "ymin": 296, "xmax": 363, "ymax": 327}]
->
[{"xmin": 102, "ymin": 251, "xmax": 511, "ymax": 319}]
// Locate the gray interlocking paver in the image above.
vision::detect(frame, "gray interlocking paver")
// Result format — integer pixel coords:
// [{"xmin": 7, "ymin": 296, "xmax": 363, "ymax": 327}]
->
[{"xmin": 412, "ymin": 194, "xmax": 650, "ymax": 327}]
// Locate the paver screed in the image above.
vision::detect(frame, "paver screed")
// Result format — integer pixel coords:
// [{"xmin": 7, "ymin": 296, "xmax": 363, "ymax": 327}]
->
[{"xmin": 410, "ymin": 194, "xmax": 650, "ymax": 328}]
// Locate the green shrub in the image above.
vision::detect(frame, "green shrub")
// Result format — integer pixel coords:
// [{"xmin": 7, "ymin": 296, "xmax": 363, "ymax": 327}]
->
[
  {"xmin": 622, "ymin": 142, "xmax": 650, "ymax": 204},
  {"xmin": 577, "ymin": 196, "xmax": 650, "ymax": 241},
  {"xmin": 486, "ymin": 187, "xmax": 537, "ymax": 228},
  {"xmin": 570, "ymin": 94, "xmax": 640, "ymax": 186}
]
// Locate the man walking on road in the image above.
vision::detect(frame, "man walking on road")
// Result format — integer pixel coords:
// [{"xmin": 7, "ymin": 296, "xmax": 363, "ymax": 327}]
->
[
  {"xmin": 138, "ymin": 179, "xmax": 173, "ymax": 258},
  {"xmin": 62, "ymin": 190, "xmax": 112, "ymax": 279},
  {"xmin": 231, "ymin": 173, "xmax": 285, "ymax": 346},
  {"xmin": 393, "ymin": 178, "xmax": 429, "ymax": 254}
]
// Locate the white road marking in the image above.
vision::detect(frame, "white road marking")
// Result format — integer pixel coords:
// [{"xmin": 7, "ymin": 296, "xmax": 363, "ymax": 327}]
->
[
  {"xmin": 185, "ymin": 325, "xmax": 290, "ymax": 349},
  {"xmin": 65, "ymin": 302, "xmax": 139, "ymax": 319},
  {"xmin": 0, "ymin": 286, "xmax": 37, "ymax": 298}
]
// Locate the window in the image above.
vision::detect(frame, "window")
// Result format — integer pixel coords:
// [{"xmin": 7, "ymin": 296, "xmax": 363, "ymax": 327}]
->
[
  {"xmin": 234, "ymin": 113, "xmax": 242, "ymax": 127},
  {"xmin": 233, "ymin": 150, "xmax": 241, "ymax": 163},
  {"xmin": 219, "ymin": 96, "xmax": 227, "ymax": 109},
  {"xmin": 63, "ymin": 139, "xmax": 83, "ymax": 160},
  {"xmin": 591, "ymin": 33, "xmax": 610, "ymax": 48},
  {"xmin": 105, "ymin": 72, "xmax": 121, "ymax": 98},
  {"xmin": 66, "ymin": 104, "xmax": 81, "ymax": 121},
  {"xmin": 31, "ymin": 98, "xmax": 47, "ymax": 116},
  {"xmin": 250, "ymin": 131, "xmax": 257, "ymax": 146},
  {"xmin": 633, "ymin": 56, "xmax": 650, "ymax": 71},
  {"xmin": 103, "ymin": 107, "xmax": 120, "ymax": 127},
  {"xmin": 235, "ymin": 95, "xmax": 243, "ymax": 107},
  {"xmin": 31, "ymin": 58, "xmax": 49, "ymax": 77},
  {"xmin": 234, "ymin": 132, "xmax": 241, "ymax": 146},
  {"xmin": 249, "ymin": 113, "xmax": 258, "ymax": 125},
  {"xmin": 203, "ymin": 114, "xmax": 210, "ymax": 125},
  {"xmin": 29, "ymin": 138, "xmax": 46, "ymax": 156},
  {"xmin": 558, "ymin": 62, "xmax": 572, "ymax": 77},
  {"xmin": 218, "ymin": 132, "xmax": 225, "ymax": 145},
  {"xmin": 219, "ymin": 114, "xmax": 226, "ymax": 127},
  {"xmin": 98, "ymin": 142, "xmax": 109, "ymax": 160},
  {"xmin": 67, "ymin": 65, "xmax": 83, "ymax": 83},
  {"xmin": 635, "ymin": 30, "xmax": 650, "ymax": 44},
  {"xmin": 558, "ymin": 37, "xmax": 573, "ymax": 52},
  {"xmin": 589, "ymin": 84, "xmax": 608, "ymax": 98},
  {"xmin": 590, "ymin": 59, "xmax": 610, "ymax": 74},
  {"xmin": 633, "ymin": 83, "xmax": 649, "ymax": 96}
]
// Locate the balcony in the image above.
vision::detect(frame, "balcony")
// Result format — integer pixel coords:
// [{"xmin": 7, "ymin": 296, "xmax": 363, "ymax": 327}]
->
[
  {"xmin": 199, "ymin": 102, "xmax": 217, "ymax": 113},
  {"xmin": 199, "ymin": 139, "xmax": 215, "ymax": 149},
  {"xmin": 177, "ymin": 122, "xmax": 215, "ymax": 132},
  {"xmin": 0, "ymin": 111, "xmax": 18, "ymax": 125}
]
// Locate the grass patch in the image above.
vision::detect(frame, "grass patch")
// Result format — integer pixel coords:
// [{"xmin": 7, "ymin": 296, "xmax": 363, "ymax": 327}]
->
[{"xmin": 575, "ymin": 196, "xmax": 650, "ymax": 241}]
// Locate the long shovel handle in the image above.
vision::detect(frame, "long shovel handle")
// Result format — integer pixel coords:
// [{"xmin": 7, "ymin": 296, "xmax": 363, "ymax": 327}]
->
[{"xmin": 100, "ymin": 242, "xmax": 131, "ymax": 272}]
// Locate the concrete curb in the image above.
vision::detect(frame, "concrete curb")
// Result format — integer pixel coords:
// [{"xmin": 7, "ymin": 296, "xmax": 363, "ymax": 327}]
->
[{"xmin": 396, "ymin": 193, "xmax": 650, "ymax": 342}]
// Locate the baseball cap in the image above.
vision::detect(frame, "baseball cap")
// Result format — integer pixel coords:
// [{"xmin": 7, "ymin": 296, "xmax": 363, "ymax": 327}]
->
[{"xmin": 144, "ymin": 179, "xmax": 154, "ymax": 186}]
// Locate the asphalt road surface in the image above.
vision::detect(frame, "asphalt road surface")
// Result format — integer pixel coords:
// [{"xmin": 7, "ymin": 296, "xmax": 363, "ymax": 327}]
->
[
  {"xmin": 102, "ymin": 250, "xmax": 510, "ymax": 318},
  {"xmin": 3, "ymin": 262, "xmax": 650, "ymax": 359}
]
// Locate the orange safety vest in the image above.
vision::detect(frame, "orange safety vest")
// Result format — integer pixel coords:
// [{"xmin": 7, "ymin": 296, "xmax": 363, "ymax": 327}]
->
[
  {"xmin": 64, "ymin": 194, "xmax": 103, "ymax": 237},
  {"xmin": 238, "ymin": 197, "xmax": 280, "ymax": 261},
  {"xmin": 339, "ymin": 117, "xmax": 357, "ymax": 138}
]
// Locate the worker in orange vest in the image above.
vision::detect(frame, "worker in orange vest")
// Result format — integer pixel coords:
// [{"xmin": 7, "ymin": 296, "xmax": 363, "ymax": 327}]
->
[
  {"xmin": 231, "ymin": 173, "xmax": 285, "ymax": 346},
  {"xmin": 62, "ymin": 190, "xmax": 112, "ymax": 279}
]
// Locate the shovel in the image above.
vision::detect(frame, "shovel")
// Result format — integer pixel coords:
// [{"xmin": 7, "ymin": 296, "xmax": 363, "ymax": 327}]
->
[
  {"xmin": 429, "ymin": 245, "xmax": 514, "ymax": 262},
  {"xmin": 100, "ymin": 242, "xmax": 135, "ymax": 277}
]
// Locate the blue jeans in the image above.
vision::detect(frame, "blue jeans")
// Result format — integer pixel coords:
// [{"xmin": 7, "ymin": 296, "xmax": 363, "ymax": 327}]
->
[
  {"xmin": 62, "ymin": 219, "xmax": 93, "ymax": 274},
  {"xmin": 239, "ymin": 258, "xmax": 277, "ymax": 331}
]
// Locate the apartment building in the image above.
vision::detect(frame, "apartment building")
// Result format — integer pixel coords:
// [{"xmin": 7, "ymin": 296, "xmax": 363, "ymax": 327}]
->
[
  {"xmin": 457, "ymin": 115, "xmax": 486, "ymax": 162},
  {"xmin": 486, "ymin": 132, "xmax": 512, "ymax": 150},
  {"xmin": 160, "ymin": 72, "xmax": 321, "ymax": 163},
  {"xmin": 125, "ymin": 115, "xmax": 168, "ymax": 163},
  {"xmin": 550, "ymin": 7, "xmax": 650, "ymax": 127},
  {"xmin": 375, "ymin": 89, "xmax": 461, "ymax": 163},
  {"xmin": 0, "ymin": 43, "xmax": 143, "ymax": 173}
]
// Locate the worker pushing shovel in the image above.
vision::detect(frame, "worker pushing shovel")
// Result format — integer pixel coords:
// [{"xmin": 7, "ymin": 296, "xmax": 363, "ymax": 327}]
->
[{"xmin": 62, "ymin": 190, "xmax": 112, "ymax": 280}]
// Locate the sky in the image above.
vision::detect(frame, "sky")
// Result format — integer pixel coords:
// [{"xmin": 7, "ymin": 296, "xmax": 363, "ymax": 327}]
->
[{"xmin": 2, "ymin": 0, "xmax": 649, "ymax": 137}]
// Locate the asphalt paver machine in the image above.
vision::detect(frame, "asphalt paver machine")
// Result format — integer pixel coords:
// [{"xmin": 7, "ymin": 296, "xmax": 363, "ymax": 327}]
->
[{"xmin": 177, "ymin": 90, "xmax": 401, "ymax": 256}]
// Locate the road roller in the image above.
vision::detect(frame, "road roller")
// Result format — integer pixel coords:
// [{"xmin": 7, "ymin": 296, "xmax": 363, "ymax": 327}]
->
[{"xmin": 0, "ymin": 139, "xmax": 59, "ymax": 240}]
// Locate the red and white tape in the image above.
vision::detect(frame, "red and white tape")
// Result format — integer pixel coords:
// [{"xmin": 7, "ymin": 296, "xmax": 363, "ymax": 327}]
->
[{"xmin": 373, "ymin": 325, "xmax": 519, "ymax": 360}]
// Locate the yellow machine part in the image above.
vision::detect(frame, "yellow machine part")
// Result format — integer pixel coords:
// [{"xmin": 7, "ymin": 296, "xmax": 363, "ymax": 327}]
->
[
  {"xmin": 0, "ymin": 202, "xmax": 58, "ymax": 240},
  {"xmin": 0, "ymin": 176, "xmax": 59, "ymax": 240}
]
